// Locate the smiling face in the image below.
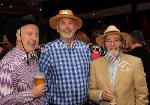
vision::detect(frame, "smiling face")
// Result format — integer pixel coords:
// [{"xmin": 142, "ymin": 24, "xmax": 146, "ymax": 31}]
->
[
  {"xmin": 104, "ymin": 34, "xmax": 123, "ymax": 57},
  {"xmin": 56, "ymin": 18, "xmax": 77, "ymax": 40},
  {"xmin": 16, "ymin": 24, "xmax": 39, "ymax": 52}
]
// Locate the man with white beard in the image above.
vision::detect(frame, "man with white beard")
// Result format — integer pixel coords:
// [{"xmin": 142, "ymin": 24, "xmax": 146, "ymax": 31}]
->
[
  {"xmin": 39, "ymin": 9, "xmax": 91, "ymax": 105},
  {"xmin": 88, "ymin": 25, "xmax": 148, "ymax": 105}
]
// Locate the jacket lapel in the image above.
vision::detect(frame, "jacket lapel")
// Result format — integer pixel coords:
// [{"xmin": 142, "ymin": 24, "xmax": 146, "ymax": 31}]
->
[
  {"xmin": 101, "ymin": 58, "xmax": 112, "ymax": 89},
  {"xmin": 114, "ymin": 53, "xmax": 125, "ymax": 87}
]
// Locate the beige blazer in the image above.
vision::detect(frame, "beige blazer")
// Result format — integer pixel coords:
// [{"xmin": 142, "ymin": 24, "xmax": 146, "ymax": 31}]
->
[{"xmin": 88, "ymin": 53, "xmax": 148, "ymax": 105}]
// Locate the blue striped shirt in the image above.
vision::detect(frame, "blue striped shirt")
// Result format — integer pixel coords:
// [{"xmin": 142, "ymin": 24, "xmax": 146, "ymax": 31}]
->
[{"xmin": 39, "ymin": 39, "xmax": 91, "ymax": 105}]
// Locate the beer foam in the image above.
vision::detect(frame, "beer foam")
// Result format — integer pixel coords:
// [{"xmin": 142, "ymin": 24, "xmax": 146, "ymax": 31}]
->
[{"xmin": 35, "ymin": 75, "xmax": 44, "ymax": 78}]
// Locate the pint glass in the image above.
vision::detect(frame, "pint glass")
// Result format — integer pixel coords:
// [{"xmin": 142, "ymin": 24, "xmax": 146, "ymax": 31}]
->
[{"xmin": 34, "ymin": 72, "xmax": 45, "ymax": 85}]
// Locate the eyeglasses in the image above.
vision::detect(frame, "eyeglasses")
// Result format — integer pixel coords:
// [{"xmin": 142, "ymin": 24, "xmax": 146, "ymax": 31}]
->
[{"xmin": 105, "ymin": 39, "xmax": 122, "ymax": 44}]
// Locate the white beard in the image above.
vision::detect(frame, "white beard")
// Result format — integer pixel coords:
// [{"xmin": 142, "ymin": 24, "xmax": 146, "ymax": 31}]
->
[
  {"xmin": 108, "ymin": 48, "xmax": 120, "ymax": 57},
  {"xmin": 60, "ymin": 33, "xmax": 74, "ymax": 39},
  {"xmin": 58, "ymin": 28, "xmax": 76, "ymax": 39}
]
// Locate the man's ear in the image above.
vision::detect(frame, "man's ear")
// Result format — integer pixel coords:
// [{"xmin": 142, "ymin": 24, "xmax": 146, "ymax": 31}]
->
[
  {"xmin": 56, "ymin": 29, "xmax": 59, "ymax": 33},
  {"xmin": 56, "ymin": 22, "xmax": 59, "ymax": 33},
  {"xmin": 75, "ymin": 25, "xmax": 77, "ymax": 31},
  {"xmin": 122, "ymin": 42, "xmax": 126, "ymax": 48},
  {"xmin": 16, "ymin": 29, "xmax": 21, "ymax": 41},
  {"xmin": 56, "ymin": 25, "xmax": 59, "ymax": 33}
]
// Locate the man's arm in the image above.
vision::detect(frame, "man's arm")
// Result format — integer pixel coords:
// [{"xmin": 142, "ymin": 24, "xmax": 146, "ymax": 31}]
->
[
  {"xmin": 134, "ymin": 59, "xmax": 149, "ymax": 105},
  {"xmin": 0, "ymin": 61, "xmax": 34, "ymax": 105},
  {"xmin": 88, "ymin": 61, "xmax": 102, "ymax": 104},
  {"xmin": 0, "ymin": 90, "xmax": 33, "ymax": 105}
]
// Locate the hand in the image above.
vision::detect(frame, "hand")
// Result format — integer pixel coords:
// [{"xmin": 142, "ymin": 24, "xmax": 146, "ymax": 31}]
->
[
  {"xmin": 102, "ymin": 90, "xmax": 113, "ymax": 101},
  {"xmin": 32, "ymin": 84, "xmax": 46, "ymax": 98}
]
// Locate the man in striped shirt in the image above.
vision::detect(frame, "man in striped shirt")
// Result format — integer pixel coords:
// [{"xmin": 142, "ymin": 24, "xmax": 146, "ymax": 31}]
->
[{"xmin": 0, "ymin": 17, "xmax": 46, "ymax": 105}]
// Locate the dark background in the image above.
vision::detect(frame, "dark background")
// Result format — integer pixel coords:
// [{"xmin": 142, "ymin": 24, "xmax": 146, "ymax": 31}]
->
[{"xmin": 0, "ymin": 0, "xmax": 150, "ymax": 44}]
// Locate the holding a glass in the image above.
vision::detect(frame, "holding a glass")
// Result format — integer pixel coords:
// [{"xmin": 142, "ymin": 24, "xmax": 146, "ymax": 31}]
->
[
  {"xmin": 34, "ymin": 72, "xmax": 45, "ymax": 85},
  {"xmin": 101, "ymin": 89, "xmax": 117, "ymax": 105},
  {"xmin": 109, "ymin": 90, "xmax": 117, "ymax": 105},
  {"xmin": 101, "ymin": 74, "xmax": 117, "ymax": 105},
  {"xmin": 31, "ymin": 71, "xmax": 46, "ymax": 99},
  {"xmin": 109, "ymin": 69, "xmax": 117, "ymax": 105}
]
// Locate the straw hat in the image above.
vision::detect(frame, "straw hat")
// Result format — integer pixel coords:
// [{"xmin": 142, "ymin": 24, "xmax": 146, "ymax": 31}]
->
[
  {"xmin": 49, "ymin": 9, "xmax": 82, "ymax": 30},
  {"xmin": 96, "ymin": 25, "xmax": 131, "ymax": 47}
]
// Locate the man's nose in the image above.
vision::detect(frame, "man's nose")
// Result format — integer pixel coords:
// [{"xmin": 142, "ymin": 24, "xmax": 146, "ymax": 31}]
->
[
  {"xmin": 110, "ymin": 40, "xmax": 115, "ymax": 45},
  {"xmin": 65, "ymin": 23, "xmax": 69, "ymax": 28}
]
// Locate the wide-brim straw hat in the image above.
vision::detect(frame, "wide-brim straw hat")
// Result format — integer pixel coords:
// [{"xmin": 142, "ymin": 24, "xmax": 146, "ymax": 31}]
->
[
  {"xmin": 96, "ymin": 25, "xmax": 131, "ymax": 47},
  {"xmin": 49, "ymin": 9, "xmax": 82, "ymax": 30}
]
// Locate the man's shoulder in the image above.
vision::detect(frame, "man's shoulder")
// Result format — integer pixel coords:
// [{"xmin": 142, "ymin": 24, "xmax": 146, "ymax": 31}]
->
[
  {"xmin": 0, "ymin": 49, "xmax": 20, "ymax": 72},
  {"xmin": 46, "ymin": 39, "xmax": 59, "ymax": 45},
  {"xmin": 75, "ymin": 40, "xmax": 91, "ymax": 51},
  {"xmin": 75, "ymin": 40, "xmax": 89, "ymax": 45},
  {"xmin": 122, "ymin": 53, "xmax": 142, "ymax": 63},
  {"xmin": 91, "ymin": 54, "xmax": 142, "ymax": 65},
  {"xmin": 42, "ymin": 39, "xmax": 60, "ymax": 50},
  {"xmin": 2, "ymin": 49, "xmax": 17, "ymax": 63},
  {"xmin": 91, "ymin": 57, "xmax": 105, "ymax": 65},
  {"xmin": 40, "ymin": 39, "xmax": 61, "ymax": 55}
]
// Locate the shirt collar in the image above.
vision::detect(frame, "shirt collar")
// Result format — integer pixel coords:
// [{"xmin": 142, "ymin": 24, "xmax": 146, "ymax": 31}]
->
[
  {"xmin": 58, "ymin": 38, "xmax": 77, "ymax": 48},
  {"xmin": 13, "ymin": 47, "xmax": 38, "ymax": 64}
]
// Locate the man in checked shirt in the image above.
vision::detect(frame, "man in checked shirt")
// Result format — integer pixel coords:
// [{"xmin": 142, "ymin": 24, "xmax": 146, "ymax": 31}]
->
[
  {"xmin": 39, "ymin": 9, "xmax": 91, "ymax": 105},
  {"xmin": 0, "ymin": 17, "xmax": 46, "ymax": 105}
]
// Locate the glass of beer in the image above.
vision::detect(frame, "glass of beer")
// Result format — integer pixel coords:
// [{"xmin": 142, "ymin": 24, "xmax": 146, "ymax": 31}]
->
[{"xmin": 34, "ymin": 72, "xmax": 45, "ymax": 85}]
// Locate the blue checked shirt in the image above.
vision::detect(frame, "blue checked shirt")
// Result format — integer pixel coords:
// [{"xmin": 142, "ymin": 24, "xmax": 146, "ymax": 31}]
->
[{"xmin": 39, "ymin": 39, "xmax": 91, "ymax": 105}]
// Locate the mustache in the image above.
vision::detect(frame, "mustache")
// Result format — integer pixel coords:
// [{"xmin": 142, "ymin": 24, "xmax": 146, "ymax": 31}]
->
[
  {"xmin": 27, "ymin": 42, "xmax": 37, "ymax": 45},
  {"xmin": 63, "ymin": 29, "xmax": 71, "ymax": 33},
  {"xmin": 107, "ymin": 46, "xmax": 123, "ymax": 51}
]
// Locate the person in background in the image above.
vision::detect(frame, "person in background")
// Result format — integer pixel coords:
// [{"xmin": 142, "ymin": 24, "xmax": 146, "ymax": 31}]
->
[
  {"xmin": 0, "ymin": 17, "xmax": 46, "ymax": 105},
  {"xmin": 39, "ymin": 9, "xmax": 91, "ymax": 105},
  {"xmin": 75, "ymin": 31, "xmax": 101, "ymax": 60},
  {"xmin": 122, "ymin": 33, "xmax": 132, "ymax": 53},
  {"xmin": 0, "ymin": 35, "xmax": 10, "ymax": 60},
  {"xmin": 75, "ymin": 31, "xmax": 100, "ymax": 60},
  {"xmin": 75, "ymin": 31, "xmax": 90, "ymax": 44},
  {"xmin": 0, "ymin": 45, "xmax": 5, "ymax": 60},
  {"xmin": 0, "ymin": 35, "xmax": 6, "ymax": 59},
  {"xmin": 88, "ymin": 25, "xmax": 148, "ymax": 105},
  {"xmin": 127, "ymin": 30, "xmax": 150, "ymax": 105}
]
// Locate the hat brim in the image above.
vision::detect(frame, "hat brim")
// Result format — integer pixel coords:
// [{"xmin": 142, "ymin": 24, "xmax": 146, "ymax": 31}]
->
[
  {"xmin": 0, "ymin": 42, "xmax": 8, "ymax": 45},
  {"xmin": 96, "ymin": 31, "xmax": 131, "ymax": 47},
  {"xmin": 49, "ymin": 14, "xmax": 82, "ymax": 30}
]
